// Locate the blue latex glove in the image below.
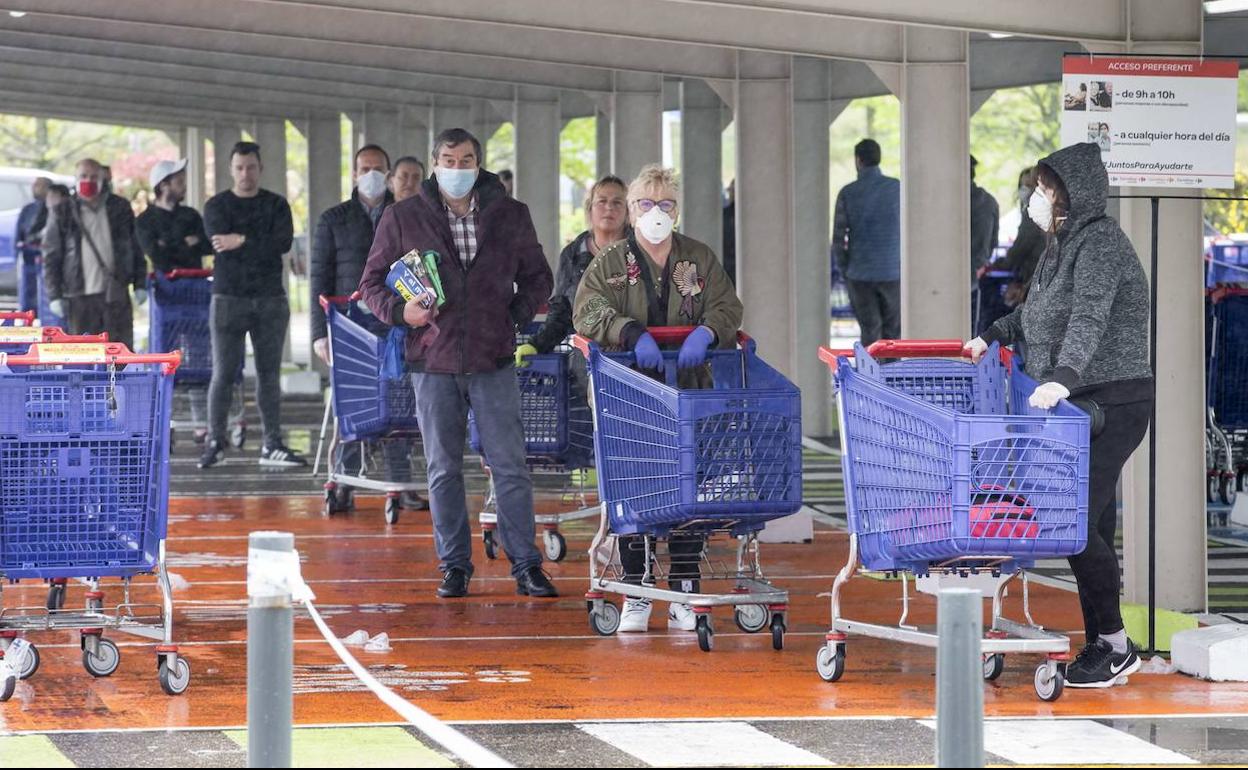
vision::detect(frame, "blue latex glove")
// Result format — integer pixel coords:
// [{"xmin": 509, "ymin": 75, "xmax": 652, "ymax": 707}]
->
[
  {"xmin": 677, "ymin": 326, "xmax": 715, "ymax": 369},
  {"xmin": 633, "ymin": 332, "xmax": 663, "ymax": 371}
]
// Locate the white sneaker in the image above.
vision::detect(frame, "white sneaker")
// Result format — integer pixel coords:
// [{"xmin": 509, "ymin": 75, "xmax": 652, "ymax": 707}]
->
[
  {"xmin": 667, "ymin": 603, "xmax": 697, "ymax": 631},
  {"xmin": 619, "ymin": 598, "xmax": 652, "ymax": 633}
]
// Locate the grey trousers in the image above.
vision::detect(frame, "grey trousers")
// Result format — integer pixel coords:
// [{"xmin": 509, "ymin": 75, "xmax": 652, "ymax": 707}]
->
[
  {"xmin": 208, "ymin": 294, "xmax": 289, "ymax": 447},
  {"xmin": 846, "ymin": 279, "xmax": 901, "ymax": 348},
  {"xmin": 66, "ymin": 293, "xmax": 134, "ymax": 350}
]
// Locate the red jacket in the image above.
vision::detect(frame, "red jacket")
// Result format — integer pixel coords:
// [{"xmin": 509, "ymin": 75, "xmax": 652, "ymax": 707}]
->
[{"xmin": 358, "ymin": 171, "xmax": 553, "ymax": 374}]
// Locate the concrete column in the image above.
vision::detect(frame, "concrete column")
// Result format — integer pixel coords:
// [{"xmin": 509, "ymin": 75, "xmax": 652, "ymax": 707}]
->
[
  {"xmin": 514, "ymin": 87, "xmax": 561, "ymax": 269},
  {"xmin": 254, "ymin": 119, "xmax": 288, "ymax": 197},
  {"xmin": 791, "ymin": 58, "xmax": 839, "ymax": 438},
  {"xmin": 398, "ymin": 105, "xmax": 430, "ymax": 163},
  {"xmin": 211, "ymin": 123, "xmax": 242, "ymax": 195},
  {"xmin": 1117, "ymin": 2, "xmax": 1207, "ymax": 615},
  {"xmin": 183, "ymin": 127, "xmax": 206, "ymax": 210},
  {"xmin": 596, "ymin": 108, "xmax": 612, "ymax": 182},
  {"xmin": 362, "ymin": 104, "xmax": 400, "ymax": 161},
  {"xmin": 612, "ymin": 72, "xmax": 663, "ymax": 179},
  {"xmin": 430, "ymin": 99, "xmax": 473, "ymax": 140},
  {"xmin": 734, "ymin": 52, "xmax": 794, "ymax": 382},
  {"xmin": 898, "ymin": 27, "xmax": 971, "ymax": 339},
  {"xmin": 679, "ymin": 79, "xmax": 724, "ymax": 256},
  {"xmin": 305, "ymin": 114, "xmax": 342, "ymax": 244}
]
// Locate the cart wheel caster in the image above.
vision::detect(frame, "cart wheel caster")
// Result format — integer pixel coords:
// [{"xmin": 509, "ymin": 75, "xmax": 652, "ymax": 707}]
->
[
  {"xmin": 384, "ymin": 497, "xmax": 400, "ymax": 525},
  {"xmin": 733, "ymin": 604, "xmax": 769, "ymax": 634},
  {"xmin": 230, "ymin": 423, "xmax": 247, "ymax": 450},
  {"xmin": 816, "ymin": 643, "xmax": 846, "ymax": 682},
  {"xmin": 1034, "ymin": 661, "xmax": 1065, "ymax": 702},
  {"xmin": 46, "ymin": 582, "xmax": 66, "ymax": 611},
  {"xmin": 1207, "ymin": 474, "xmax": 1219, "ymax": 504},
  {"xmin": 482, "ymin": 529, "xmax": 498, "ymax": 560},
  {"xmin": 13, "ymin": 643, "xmax": 38, "ymax": 680},
  {"xmin": 983, "ymin": 653, "xmax": 1005, "ymax": 681},
  {"xmin": 82, "ymin": 637, "xmax": 120, "ymax": 678},
  {"xmin": 158, "ymin": 656, "xmax": 191, "ymax": 696},
  {"xmin": 1220, "ymin": 475, "xmax": 1237, "ymax": 506},
  {"xmin": 0, "ymin": 674, "xmax": 14, "ymax": 702},
  {"xmin": 322, "ymin": 488, "xmax": 336, "ymax": 518},
  {"xmin": 543, "ymin": 530, "xmax": 567, "ymax": 562},
  {"xmin": 589, "ymin": 601, "xmax": 621, "ymax": 636},
  {"xmin": 695, "ymin": 615, "xmax": 714, "ymax": 652},
  {"xmin": 770, "ymin": 615, "xmax": 786, "ymax": 651},
  {"xmin": 1237, "ymin": 468, "xmax": 1248, "ymax": 493}
]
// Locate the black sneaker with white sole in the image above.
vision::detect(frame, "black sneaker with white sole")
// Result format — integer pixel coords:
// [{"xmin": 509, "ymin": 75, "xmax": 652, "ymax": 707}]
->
[
  {"xmin": 259, "ymin": 444, "xmax": 308, "ymax": 468},
  {"xmin": 198, "ymin": 439, "xmax": 226, "ymax": 469},
  {"xmin": 1066, "ymin": 638, "xmax": 1141, "ymax": 688}
]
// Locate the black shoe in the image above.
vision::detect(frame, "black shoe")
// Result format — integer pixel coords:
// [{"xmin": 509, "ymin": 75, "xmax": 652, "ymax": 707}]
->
[
  {"xmin": 437, "ymin": 568, "xmax": 471, "ymax": 598},
  {"xmin": 515, "ymin": 567, "xmax": 558, "ymax": 598},
  {"xmin": 198, "ymin": 439, "xmax": 226, "ymax": 469},
  {"xmin": 1066, "ymin": 638, "xmax": 1141, "ymax": 688},
  {"xmin": 259, "ymin": 443, "xmax": 308, "ymax": 468},
  {"xmin": 400, "ymin": 491, "xmax": 429, "ymax": 510}
]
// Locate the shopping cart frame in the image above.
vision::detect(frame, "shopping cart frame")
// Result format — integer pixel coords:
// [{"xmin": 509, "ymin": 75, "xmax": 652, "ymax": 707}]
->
[{"xmin": 815, "ymin": 340, "xmax": 1077, "ymax": 701}]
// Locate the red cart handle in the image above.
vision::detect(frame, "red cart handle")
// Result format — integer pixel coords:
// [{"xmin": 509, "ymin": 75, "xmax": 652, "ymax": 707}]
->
[
  {"xmin": 0, "ymin": 328, "xmax": 107, "ymax": 344},
  {"xmin": 573, "ymin": 326, "xmax": 754, "ymax": 358},
  {"xmin": 151, "ymin": 268, "xmax": 213, "ymax": 281},
  {"xmin": 0, "ymin": 310, "xmax": 35, "ymax": 325},
  {"xmin": 819, "ymin": 339, "xmax": 1012, "ymax": 368},
  {"xmin": 318, "ymin": 291, "xmax": 364, "ymax": 312},
  {"xmin": 1, "ymin": 343, "xmax": 181, "ymax": 375}
]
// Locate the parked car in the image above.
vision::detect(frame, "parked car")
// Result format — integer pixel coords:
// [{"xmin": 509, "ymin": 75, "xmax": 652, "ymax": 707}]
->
[{"xmin": 0, "ymin": 167, "xmax": 74, "ymax": 293}]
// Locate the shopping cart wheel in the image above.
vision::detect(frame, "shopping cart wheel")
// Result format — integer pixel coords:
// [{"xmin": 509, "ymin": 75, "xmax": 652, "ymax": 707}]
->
[
  {"xmin": 733, "ymin": 604, "xmax": 769, "ymax": 634},
  {"xmin": 770, "ymin": 615, "xmax": 786, "ymax": 651},
  {"xmin": 230, "ymin": 422, "xmax": 247, "ymax": 449},
  {"xmin": 983, "ymin": 653, "xmax": 1005, "ymax": 681},
  {"xmin": 1207, "ymin": 474, "xmax": 1219, "ymax": 504},
  {"xmin": 543, "ymin": 530, "xmax": 567, "ymax": 562},
  {"xmin": 482, "ymin": 529, "xmax": 498, "ymax": 560},
  {"xmin": 1220, "ymin": 475, "xmax": 1237, "ymax": 507},
  {"xmin": 169, "ymin": 425, "xmax": 177, "ymax": 448},
  {"xmin": 1034, "ymin": 661, "xmax": 1065, "ymax": 702},
  {"xmin": 588, "ymin": 601, "xmax": 621, "ymax": 636},
  {"xmin": 46, "ymin": 582, "xmax": 66, "ymax": 611},
  {"xmin": 0, "ymin": 674, "xmax": 14, "ymax": 702},
  {"xmin": 82, "ymin": 637, "xmax": 120, "ymax": 678},
  {"xmin": 15, "ymin": 643, "xmax": 38, "ymax": 680},
  {"xmin": 1238, "ymin": 468, "xmax": 1248, "ymax": 493},
  {"xmin": 384, "ymin": 496, "xmax": 401, "ymax": 525},
  {"xmin": 816, "ymin": 644, "xmax": 846, "ymax": 682},
  {"xmin": 158, "ymin": 656, "xmax": 192, "ymax": 696},
  {"xmin": 696, "ymin": 615, "xmax": 714, "ymax": 652}
]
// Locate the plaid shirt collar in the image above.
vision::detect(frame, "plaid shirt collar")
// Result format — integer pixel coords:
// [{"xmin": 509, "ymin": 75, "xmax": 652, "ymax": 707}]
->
[{"xmin": 445, "ymin": 194, "xmax": 480, "ymax": 268}]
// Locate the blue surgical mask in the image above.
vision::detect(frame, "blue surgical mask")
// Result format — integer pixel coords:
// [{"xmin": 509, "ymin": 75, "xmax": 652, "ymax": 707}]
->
[{"xmin": 436, "ymin": 167, "xmax": 478, "ymax": 200}]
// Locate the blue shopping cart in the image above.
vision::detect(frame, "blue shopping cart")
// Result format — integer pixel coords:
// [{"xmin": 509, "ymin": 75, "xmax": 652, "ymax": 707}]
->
[
  {"xmin": 577, "ymin": 327, "xmax": 803, "ymax": 652},
  {"xmin": 314, "ymin": 294, "xmax": 425, "ymax": 526},
  {"xmin": 1205, "ymin": 287, "xmax": 1248, "ymax": 510},
  {"xmin": 0, "ymin": 342, "xmax": 189, "ymax": 700},
  {"xmin": 147, "ymin": 269, "xmax": 247, "ymax": 447},
  {"xmin": 816, "ymin": 339, "xmax": 1091, "ymax": 701},
  {"xmin": 470, "ymin": 340, "xmax": 598, "ymax": 563}
]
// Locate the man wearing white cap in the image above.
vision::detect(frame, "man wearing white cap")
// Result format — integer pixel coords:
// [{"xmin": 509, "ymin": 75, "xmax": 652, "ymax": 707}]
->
[{"xmin": 136, "ymin": 158, "xmax": 213, "ymax": 273}]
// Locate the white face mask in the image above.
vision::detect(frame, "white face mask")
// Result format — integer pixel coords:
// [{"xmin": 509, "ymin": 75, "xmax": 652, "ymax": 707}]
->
[
  {"xmin": 436, "ymin": 167, "xmax": 478, "ymax": 200},
  {"xmin": 637, "ymin": 207, "xmax": 675, "ymax": 245},
  {"xmin": 1027, "ymin": 188, "xmax": 1053, "ymax": 231},
  {"xmin": 357, "ymin": 169, "xmax": 387, "ymax": 201}
]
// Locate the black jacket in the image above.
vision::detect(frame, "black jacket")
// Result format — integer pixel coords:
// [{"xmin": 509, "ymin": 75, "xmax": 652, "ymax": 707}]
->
[
  {"xmin": 203, "ymin": 189, "xmax": 294, "ymax": 297},
  {"xmin": 530, "ymin": 230, "xmax": 630, "ymax": 353},
  {"xmin": 310, "ymin": 189, "xmax": 394, "ymax": 342},
  {"xmin": 1001, "ymin": 210, "xmax": 1046, "ymax": 288},
  {"xmin": 135, "ymin": 204, "xmax": 213, "ymax": 273},
  {"xmin": 43, "ymin": 194, "xmax": 145, "ymax": 301}
]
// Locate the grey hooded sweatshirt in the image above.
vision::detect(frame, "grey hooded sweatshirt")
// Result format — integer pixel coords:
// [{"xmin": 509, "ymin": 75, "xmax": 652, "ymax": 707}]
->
[{"xmin": 983, "ymin": 142, "xmax": 1152, "ymax": 401}]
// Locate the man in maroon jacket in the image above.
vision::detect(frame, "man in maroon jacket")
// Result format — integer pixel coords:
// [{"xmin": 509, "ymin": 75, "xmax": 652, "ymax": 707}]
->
[{"xmin": 359, "ymin": 128, "xmax": 556, "ymax": 600}]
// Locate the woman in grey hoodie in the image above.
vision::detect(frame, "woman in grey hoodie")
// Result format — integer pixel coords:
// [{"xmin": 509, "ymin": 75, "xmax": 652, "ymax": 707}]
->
[{"xmin": 966, "ymin": 142, "xmax": 1153, "ymax": 689}]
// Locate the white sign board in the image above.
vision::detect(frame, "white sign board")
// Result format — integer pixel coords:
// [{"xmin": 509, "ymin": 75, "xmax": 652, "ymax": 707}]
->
[{"xmin": 1060, "ymin": 55, "xmax": 1239, "ymax": 189}]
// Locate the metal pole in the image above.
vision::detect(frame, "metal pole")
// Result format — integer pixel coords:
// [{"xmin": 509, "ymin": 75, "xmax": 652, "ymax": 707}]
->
[
  {"xmin": 1148, "ymin": 196, "xmax": 1159, "ymax": 653},
  {"xmin": 248, "ymin": 531, "xmax": 294, "ymax": 768},
  {"xmin": 935, "ymin": 587, "xmax": 984, "ymax": 768}
]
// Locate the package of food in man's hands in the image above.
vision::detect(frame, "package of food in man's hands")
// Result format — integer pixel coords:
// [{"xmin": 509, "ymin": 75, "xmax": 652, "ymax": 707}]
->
[{"xmin": 386, "ymin": 250, "xmax": 436, "ymax": 309}]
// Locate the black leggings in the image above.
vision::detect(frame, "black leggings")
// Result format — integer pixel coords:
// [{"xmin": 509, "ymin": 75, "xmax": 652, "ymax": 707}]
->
[
  {"xmin": 618, "ymin": 533, "xmax": 705, "ymax": 590},
  {"xmin": 1068, "ymin": 399, "xmax": 1152, "ymax": 641}
]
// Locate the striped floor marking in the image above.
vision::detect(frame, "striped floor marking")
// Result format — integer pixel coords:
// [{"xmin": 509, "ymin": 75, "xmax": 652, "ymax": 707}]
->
[
  {"xmin": 576, "ymin": 721, "xmax": 828, "ymax": 767},
  {"xmin": 919, "ymin": 718, "xmax": 1198, "ymax": 766}
]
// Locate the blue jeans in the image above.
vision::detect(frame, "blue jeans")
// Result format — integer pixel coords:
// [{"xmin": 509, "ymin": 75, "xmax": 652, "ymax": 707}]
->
[{"xmin": 411, "ymin": 366, "xmax": 541, "ymax": 577}]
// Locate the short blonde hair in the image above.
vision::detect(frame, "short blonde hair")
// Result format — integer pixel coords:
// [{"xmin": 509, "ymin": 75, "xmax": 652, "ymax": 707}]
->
[{"xmin": 627, "ymin": 164, "xmax": 680, "ymax": 206}]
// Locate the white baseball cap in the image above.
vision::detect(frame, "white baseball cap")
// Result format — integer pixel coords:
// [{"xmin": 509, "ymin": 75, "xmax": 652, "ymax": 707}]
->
[{"xmin": 149, "ymin": 158, "xmax": 189, "ymax": 190}]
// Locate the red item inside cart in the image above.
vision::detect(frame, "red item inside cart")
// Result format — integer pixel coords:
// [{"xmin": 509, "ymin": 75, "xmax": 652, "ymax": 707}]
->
[{"xmin": 970, "ymin": 484, "xmax": 1038, "ymax": 538}]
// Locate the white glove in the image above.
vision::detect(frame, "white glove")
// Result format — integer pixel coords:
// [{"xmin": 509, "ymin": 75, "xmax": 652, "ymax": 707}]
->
[
  {"xmin": 963, "ymin": 336, "xmax": 989, "ymax": 363},
  {"xmin": 313, "ymin": 337, "xmax": 330, "ymax": 365},
  {"xmin": 133, "ymin": 288, "xmax": 148, "ymax": 307},
  {"xmin": 1028, "ymin": 382, "xmax": 1071, "ymax": 410},
  {"xmin": 48, "ymin": 299, "xmax": 64, "ymax": 318}
]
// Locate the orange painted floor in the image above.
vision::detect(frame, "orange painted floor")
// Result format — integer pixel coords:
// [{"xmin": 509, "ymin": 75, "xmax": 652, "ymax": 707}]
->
[{"xmin": 2, "ymin": 492, "xmax": 1247, "ymax": 734}]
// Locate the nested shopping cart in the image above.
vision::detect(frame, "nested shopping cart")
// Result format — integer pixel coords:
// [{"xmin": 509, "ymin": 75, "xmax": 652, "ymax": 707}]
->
[
  {"xmin": 470, "ymin": 342, "xmax": 597, "ymax": 563},
  {"xmin": 147, "ymin": 269, "xmax": 247, "ymax": 447},
  {"xmin": 1206, "ymin": 287, "xmax": 1248, "ymax": 512},
  {"xmin": 817, "ymin": 339, "xmax": 1090, "ymax": 701},
  {"xmin": 0, "ymin": 342, "xmax": 189, "ymax": 700},
  {"xmin": 314, "ymin": 293, "xmax": 425, "ymax": 525},
  {"xmin": 0, "ymin": 326, "xmax": 105, "ymax": 352},
  {"xmin": 575, "ymin": 327, "xmax": 803, "ymax": 652},
  {"xmin": 0, "ymin": 310, "xmax": 34, "ymax": 326}
]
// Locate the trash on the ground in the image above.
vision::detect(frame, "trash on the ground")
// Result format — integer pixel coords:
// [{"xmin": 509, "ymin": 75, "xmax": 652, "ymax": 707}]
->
[
  {"xmin": 1141, "ymin": 655, "xmax": 1178, "ymax": 675},
  {"xmin": 341, "ymin": 629, "xmax": 369, "ymax": 646},
  {"xmin": 363, "ymin": 632, "xmax": 392, "ymax": 653}
]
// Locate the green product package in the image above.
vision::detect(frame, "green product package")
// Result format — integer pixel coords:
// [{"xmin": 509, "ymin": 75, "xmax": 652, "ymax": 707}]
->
[{"xmin": 421, "ymin": 251, "xmax": 446, "ymax": 306}]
